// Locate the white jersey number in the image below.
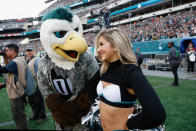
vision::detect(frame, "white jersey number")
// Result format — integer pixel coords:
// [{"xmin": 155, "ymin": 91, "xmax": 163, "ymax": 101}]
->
[{"xmin": 53, "ymin": 78, "xmax": 73, "ymax": 95}]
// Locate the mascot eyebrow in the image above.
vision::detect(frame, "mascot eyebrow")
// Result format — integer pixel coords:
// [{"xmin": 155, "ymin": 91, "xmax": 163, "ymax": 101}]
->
[{"xmin": 42, "ymin": 7, "xmax": 73, "ymax": 22}]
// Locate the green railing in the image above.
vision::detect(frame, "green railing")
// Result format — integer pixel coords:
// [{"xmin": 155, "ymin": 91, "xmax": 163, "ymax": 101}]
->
[
  {"xmin": 132, "ymin": 38, "xmax": 182, "ymax": 54},
  {"xmin": 89, "ymin": 37, "xmax": 196, "ymax": 55}
]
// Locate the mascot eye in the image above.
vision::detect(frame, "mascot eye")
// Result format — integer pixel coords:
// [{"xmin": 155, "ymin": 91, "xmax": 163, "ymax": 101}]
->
[
  {"xmin": 54, "ymin": 31, "xmax": 67, "ymax": 38},
  {"xmin": 74, "ymin": 27, "xmax": 79, "ymax": 32}
]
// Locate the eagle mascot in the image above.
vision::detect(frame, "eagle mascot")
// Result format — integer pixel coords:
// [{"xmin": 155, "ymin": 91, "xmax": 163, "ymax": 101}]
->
[{"xmin": 37, "ymin": 7, "xmax": 99, "ymax": 130}]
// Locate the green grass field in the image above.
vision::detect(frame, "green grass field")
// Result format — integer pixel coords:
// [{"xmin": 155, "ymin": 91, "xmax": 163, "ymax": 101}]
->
[{"xmin": 0, "ymin": 75, "xmax": 196, "ymax": 130}]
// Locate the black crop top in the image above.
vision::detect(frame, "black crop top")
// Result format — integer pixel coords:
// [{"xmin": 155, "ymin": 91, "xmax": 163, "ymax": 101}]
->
[
  {"xmin": 97, "ymin": 79, "xmax": 136, "ymax": 108},
  {"xmin": 86, "ymin": 60, "xmax": 166, "ymax": 130}
]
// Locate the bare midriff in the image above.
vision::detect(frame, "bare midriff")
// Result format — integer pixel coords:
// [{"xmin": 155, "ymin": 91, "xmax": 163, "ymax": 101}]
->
[{"xmin": 100, "ymin": 101, "xmax": 134, "ymax": 131}]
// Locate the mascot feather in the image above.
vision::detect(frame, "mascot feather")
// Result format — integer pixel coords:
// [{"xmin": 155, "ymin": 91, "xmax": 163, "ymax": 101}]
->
[{"xmin": 37, "ymin": 7, "xmax": 99, "ymax": 130}]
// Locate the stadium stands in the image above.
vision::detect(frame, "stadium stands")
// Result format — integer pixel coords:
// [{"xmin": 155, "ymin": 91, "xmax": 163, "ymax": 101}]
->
[{"xmin": 0, "ymin": 0, "xmax": 195, "ymax": 56}]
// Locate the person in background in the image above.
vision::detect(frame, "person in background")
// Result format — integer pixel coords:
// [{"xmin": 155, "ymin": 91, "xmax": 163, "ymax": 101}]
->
[
  {"xmin": 0, "ymin": 44, "xmax": 28, "ymax": 129},
  {"xmin": 19, "ymin": 52, "xmax": 27, "ymax": 61},
  {"xmin": 135, "ymin": 47, "xmax": 143, "ymax": 69},
  {"xmin": 186, "ymin": 42, "xmax": 196, "ymax": 75},
  {"xmin": 0, "ymin": 54, "xmax": 9, "ymax": 90},
  {"xmin": 86, "ymin": 28, "xmax": 166, "ymax": 130},
  {"xmin": 182, "ymin": 29, "xmax": 190, "ymax": 38},
  {"xmin": 103, "ymin": 7, "xmax": 111, "ymax": 29},
  {"xmin": 0, "ymin": 56, "xmax": 6, "ymax": 67},
  {"xmin": 25, "ymin": 46, "xmax": 47, "ymax": 124},
  {"xmin": 168, "ymin": 41, "xmax": 180, "ymax": 86},
  {"xmin": 186, "ymin": 42, "xmax": 196, "ymax": 52}
]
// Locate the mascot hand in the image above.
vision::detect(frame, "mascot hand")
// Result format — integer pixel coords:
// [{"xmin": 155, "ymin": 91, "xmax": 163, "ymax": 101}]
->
[{"xmin": 45, "ymin": 88, "xmax": 91, "ymax": 127}]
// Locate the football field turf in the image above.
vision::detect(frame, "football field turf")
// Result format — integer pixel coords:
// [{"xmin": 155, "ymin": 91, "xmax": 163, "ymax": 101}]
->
[{"xmin": 0, "ymin": 76, "xmax": 195, "ymax": 130}]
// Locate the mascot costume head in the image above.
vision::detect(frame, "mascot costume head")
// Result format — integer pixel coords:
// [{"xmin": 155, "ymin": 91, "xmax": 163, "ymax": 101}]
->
[
  {"xmin": 38, "ymin": 7, "xmax": 99, "ymax": 130},
  {"xmin": 40, "ymin": 7, "xmax": 87, "ymax": 69}
]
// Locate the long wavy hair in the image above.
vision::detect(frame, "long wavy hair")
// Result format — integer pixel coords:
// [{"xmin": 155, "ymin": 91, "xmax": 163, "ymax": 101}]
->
[{"xmin": 95, "ymin": 28, "xmax": 137, "ymax": 74}]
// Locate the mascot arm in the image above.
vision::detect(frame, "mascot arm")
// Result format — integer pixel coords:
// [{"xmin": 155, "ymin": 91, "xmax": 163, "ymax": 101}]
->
[
  {"xmin": 86, "ymin": 70, "xmax": 100, "ymax": 103},
  {"xmin": 37, "ymin": 65, "xmax": 55, "ymax": 100},
  {"xmin": 85, "ymin": 53, "xmax": 100, "ymax": 103},
  {"xmin": 85, "ymin": 53, "xmax": 99, "ymax": 80},
  {"xmin": 45, "ymin": 88, "xmax": 91, "ymax": 127}
]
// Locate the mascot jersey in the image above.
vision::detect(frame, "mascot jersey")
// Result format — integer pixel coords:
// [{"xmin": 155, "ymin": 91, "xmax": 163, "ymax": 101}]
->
[
  {"xmin": 37, "ymin": 7, "xmax": 99, "ymax": 129},
  {"xmin": 38, "ymin": 53, "xmax": 98, "ymax": 101}
]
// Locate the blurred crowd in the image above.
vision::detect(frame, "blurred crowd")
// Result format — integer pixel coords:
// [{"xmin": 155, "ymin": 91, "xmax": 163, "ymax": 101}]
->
[
  {"xmin": 0, "ymin": 39, "xmax": 45, "ymax": 58},
  {"xmin": 125, "ymin": 9, "xmax": 196, "ymax": 43},
  {"xmin": 39, "ymin": 0, "xmax": 121, "ymax": 18},
  {"xmin": 0, "ymin": 21, "xmax": 25, "ymax": 29},
  {"xmin": 0, "ymin": 2, "xmax": 196, "ymax": 56},
  {"xmin": 76, "ymin": 0, "xmax": 121, "ymax": 17},
  {"xmin": 0, "ymin": 8, "xmax": 195, "ymax": 56},
  {"xmin": 84, "ymin": 8, "xmax": 196, "ymax": 46},
  {"xmin": 39, "ymin": 0, "xmax": 81, "ymax": 16}
]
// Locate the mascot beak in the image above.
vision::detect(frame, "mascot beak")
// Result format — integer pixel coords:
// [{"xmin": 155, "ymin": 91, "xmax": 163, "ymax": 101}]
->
[{"xmin": 51, "ymin": 33, "xmax": 87, "ymax": 62}]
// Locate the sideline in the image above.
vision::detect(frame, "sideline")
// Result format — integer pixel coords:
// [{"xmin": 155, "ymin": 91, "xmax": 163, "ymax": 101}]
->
[
  {"xmin": 154, "ymin": 75, "xmax": 195, "ymax": 88},
  {"xmin": 142, "ymin": 67, "xmax": 196, "ymax": 80},
  {"xmin": 154, "ymin": 83, "xmax": 172, "ymax": 88},
  {"xmin": 0, "ymin": 113, "xmax": 51, "ymax": 127}
]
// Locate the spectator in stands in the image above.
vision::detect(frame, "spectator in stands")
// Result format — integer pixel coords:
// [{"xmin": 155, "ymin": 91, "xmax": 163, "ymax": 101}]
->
[
  {"xmin": 36, "ymin": 48, "xmax": 46, "ymax": 58},
  {"xmin": 176, "ymin": 30, "xmax": 183, "ymax": 38},
  {"xmin": 86, "ymin": 28, "xmax": 166, "ymax": 130},
  {"xmin": 98, "ymin": 15, "xmax": 104, "ymax": 30},
  {"xmin": 90, "ymin": 10, "xmax": 93, "ymax": 19},
  {"xmin": 19, "ymin": 51, "xmax": 27, "ymax": 61},
  {"xmin": 186, "ymin": 42, "xmax": 196, "ymax": 75},
  {"xmin": 0, "ymin": 44, "xmax": 28, "ymax": 129},
  {"xmin": 103, "ymin": 7, "xmax": 111, "ymax": 29},
  {"xmin": 99, "ymin": 7, "xmax": 105, "ymax": 17},
  {"xmin": 83, "ymin": 4, "xmax": 195, "ymax": 44},
  {"xmin": 168, "ymin": 41, "xmax": 180, "ymax": 86},
  {"xmin": 161, "ymin": 32, "xmax": 168, "ymax": 39},
  {"xmin": 25, "ymin": 46, "xmax": 47, "ymax": 124},
  {"xmin": 152, "ymin": 33, "xmax": 158, "ymax": 40},
  {"xmin": 190, "ymin": 29, "xmax": 196, "ymax": 36},
  {"xmin": 182, "ymin": 29, "xmax": 191, "ymax": 38}
]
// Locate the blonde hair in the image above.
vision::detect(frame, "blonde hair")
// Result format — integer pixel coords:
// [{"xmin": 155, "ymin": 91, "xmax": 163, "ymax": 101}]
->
[{"xmin": 95, "ymin": 28, "xmax": 137, "ymax": 74}]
